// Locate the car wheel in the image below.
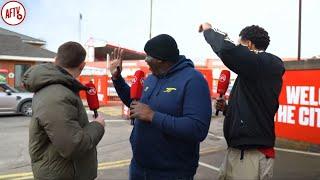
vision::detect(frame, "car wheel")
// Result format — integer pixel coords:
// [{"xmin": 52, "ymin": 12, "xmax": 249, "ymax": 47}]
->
[{"xmin": 20, "ymin": 101, "xmax": 32, "ymax": 116}]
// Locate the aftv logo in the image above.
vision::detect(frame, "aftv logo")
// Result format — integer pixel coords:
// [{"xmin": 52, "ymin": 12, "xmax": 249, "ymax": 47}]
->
[
  {"xmin": 219, "ymin": 74, "xmax": 227, "ymax": 82},
  {"xmin": 1, "ymin": 1, "xmax": 26, "ymax": 25},
  {"xmin": 87, "ymin": 88, "xmax": 97, "ymax": 96}
]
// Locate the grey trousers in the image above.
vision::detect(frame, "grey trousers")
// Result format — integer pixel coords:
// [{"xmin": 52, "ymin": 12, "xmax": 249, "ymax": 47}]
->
[{"xmin": 218, "ymin": 148, "xmax": 274, "ymax": 180}]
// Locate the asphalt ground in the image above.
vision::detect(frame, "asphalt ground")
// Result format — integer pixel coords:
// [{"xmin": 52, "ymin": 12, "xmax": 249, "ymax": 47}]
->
[{"xmin": 0, "ymin": 107, "xmax": 319, "ymax": 180}]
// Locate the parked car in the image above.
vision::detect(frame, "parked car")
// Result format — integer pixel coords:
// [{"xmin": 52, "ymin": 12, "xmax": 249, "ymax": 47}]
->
[{"xmin": 0, "ymin": 83, "xmax": 33, "ymax": 116}]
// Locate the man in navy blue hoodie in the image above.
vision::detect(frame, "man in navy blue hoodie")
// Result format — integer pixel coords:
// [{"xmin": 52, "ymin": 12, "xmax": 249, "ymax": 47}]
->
[{"xmin": 110, "ymin": 34, "xmax": 212, "ymax": 180}]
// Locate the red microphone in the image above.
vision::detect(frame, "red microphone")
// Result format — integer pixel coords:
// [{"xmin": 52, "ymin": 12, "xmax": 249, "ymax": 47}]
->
[
  {"xmin": 130, "ymin": 70, "xmax": 145, "ymax": 125},
  {"xmin": 85, "ymin": 80, "xmax": 99, "ymax": 118},
  {"xmin": 216, "ymin": 70, "xmax": 230, "ymax": 116}
]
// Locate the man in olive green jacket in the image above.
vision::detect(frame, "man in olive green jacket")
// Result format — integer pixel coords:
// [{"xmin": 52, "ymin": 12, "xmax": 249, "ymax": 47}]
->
[{"xmin": 23, "ymin": 42, "xmax": 105, "ymax": 180}]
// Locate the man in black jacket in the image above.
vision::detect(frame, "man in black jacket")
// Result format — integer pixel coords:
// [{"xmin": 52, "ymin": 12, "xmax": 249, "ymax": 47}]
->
[{"xmin": 199, "ymin": 23, "xmax": 285, "ymax": 180}]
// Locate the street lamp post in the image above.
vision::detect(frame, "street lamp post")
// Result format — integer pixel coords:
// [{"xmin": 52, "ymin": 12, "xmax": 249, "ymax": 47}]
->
[
  {"xmin": 149, "ymin": 0, "xmax": 153, "ymax": 39},
  {"xmin": 79, "ymin": 13, "xmax": 82, "ymax": 44},
  {"xmin": 298, "ymin": 0, "xmax": 302, "ymax": 61}
]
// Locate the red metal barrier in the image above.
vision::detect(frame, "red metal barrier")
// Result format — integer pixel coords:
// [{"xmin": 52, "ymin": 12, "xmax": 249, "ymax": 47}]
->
[
  {"xmin": 78, "ymin": 68, "xmax": 215, "ymax": 105},
  {"xmin": 196, "ymin": 68, "xmax": 213, "ymax": 97}
]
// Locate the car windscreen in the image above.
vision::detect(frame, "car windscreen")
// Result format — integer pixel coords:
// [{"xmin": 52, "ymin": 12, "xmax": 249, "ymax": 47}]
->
[{"xmin": 0, "ymin": 84, "xmax": 19, "ymax": 93}]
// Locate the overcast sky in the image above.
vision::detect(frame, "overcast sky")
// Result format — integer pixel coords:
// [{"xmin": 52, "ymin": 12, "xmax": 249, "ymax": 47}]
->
[{"xmin": 1, "ymin": 0, "xmax": 319, "ymax": 61}]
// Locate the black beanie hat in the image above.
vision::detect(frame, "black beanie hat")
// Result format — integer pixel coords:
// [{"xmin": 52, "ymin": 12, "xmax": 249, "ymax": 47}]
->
[{"xmin": 144, "ymin": 34, "xmax": 180, "ymax": 62}]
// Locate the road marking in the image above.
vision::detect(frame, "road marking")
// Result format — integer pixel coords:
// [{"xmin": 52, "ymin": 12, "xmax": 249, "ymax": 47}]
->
[
  {"xmin": 98, "ymin": 159, "xmax": 131, "ymax": 166},
  {"xmin": 207, "ymin": 133, "xmax": 320, "ymax": 157},
  {"xmin": 0, "ymin": 172, "xmax": 33, "ymax": 179},
  {"xmin": 12, "ymin": 175, "xmax": 34, "ymax": 180},
  {"xmin": 2, "ymin": 139, "xmax": 318, "ymax": 179},
  {"xmin": 98, "ymin": 161, "xmax": 131, "ymax": 170},
  {"xmin": 88, "ymin": 119, "xmax": 128, "ymax": 123},
  {"xmin": 0, "ymin": 160, "xmax": 131, "ymax": 179},
  {"xmin": 275, "ymin": 147, "xmax": 320, "ymax": 156},
  {"xmin": 104, "ymin": 120, "xmax": 128, "ymax": 123},
  {"xmin": 199, "ymin": 162, "xmax": 220, "ymax": 172},
  {"xmin": 0, "ymin": 146, "xmax": 223, "ymax": 179},
  {"xmin": 200, "ymin": 147, "xmax": 224, "ymax": 155},
  {"xmin": 207, "ymin": 132, "xmax": 224, "ymax": 139}
]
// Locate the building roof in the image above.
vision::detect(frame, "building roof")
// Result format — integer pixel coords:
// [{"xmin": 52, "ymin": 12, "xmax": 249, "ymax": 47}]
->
[
  {"xmin": 0, "ymin": 27, "xmax": 46, "ymax": 45},
  {"xmin": 0, "ymin": 34, "xmax": 56, "ymax": 60}
]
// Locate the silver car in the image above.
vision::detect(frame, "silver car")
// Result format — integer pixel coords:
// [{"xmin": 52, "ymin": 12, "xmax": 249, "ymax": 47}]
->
[{"xmin": 0, "ymin": 83, "xmax": 33, "ymax": 116}]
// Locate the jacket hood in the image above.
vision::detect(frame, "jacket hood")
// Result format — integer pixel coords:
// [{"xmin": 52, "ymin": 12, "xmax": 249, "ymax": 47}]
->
[
  {"xmin": 23, "ymin": 63, "xmax": 87, "ymax": 93},
  {"xmin": 165, "ymin": 55, "xmax": 194, "ymax": 77}
]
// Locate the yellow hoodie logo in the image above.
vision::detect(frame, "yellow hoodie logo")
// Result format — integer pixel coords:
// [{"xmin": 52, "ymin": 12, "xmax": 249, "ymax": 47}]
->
[{"xmin": 163, "ymin": 87, "xmax": 176, "ymax": 93}]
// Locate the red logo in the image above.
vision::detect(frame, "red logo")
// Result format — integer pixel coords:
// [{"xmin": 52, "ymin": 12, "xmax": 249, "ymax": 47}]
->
[
  {"xmin": 219, "ymin": 74, "xmax": 226, "ymax": 82},
  {"xmin": 1, "ymin": 1, "xmax": 26, "ymax": 26},
  {"xmin": 132, "ymin": 77, "xmax": 137, "ymax": 84},
  {"xmin": 131, "ymin": 77, "xmax": 144, "ymax": 85},
  {"xmin": 87, "ymin": 88, "xmax": 97, "ymax": 95}
]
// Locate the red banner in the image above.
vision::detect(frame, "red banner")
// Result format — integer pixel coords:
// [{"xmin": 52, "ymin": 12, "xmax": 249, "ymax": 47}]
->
[{"xmin": 275, "ymin": 70, "xmax": 320, "ymax": 144}]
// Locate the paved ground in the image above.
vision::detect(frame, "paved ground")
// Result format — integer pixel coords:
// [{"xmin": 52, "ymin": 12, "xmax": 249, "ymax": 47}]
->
[{"xmin": 0, "ymin": 107, "xmax": 319, "ymax": 180}]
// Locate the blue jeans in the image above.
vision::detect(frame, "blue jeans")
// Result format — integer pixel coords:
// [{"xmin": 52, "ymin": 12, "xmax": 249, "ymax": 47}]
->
[{"xmin": 129, "ymin": 162, "xmax": 194, "ymax": 180}]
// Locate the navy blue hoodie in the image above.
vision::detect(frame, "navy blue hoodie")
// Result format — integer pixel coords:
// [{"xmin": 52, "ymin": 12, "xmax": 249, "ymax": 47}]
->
[{"xmin": 113, "ymin": 56, "xmax": 212, "ymax": 176}]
